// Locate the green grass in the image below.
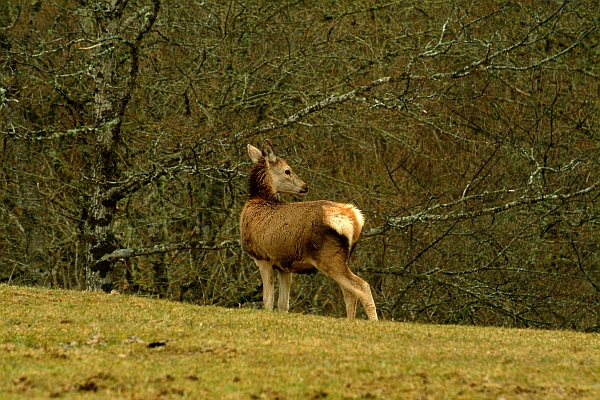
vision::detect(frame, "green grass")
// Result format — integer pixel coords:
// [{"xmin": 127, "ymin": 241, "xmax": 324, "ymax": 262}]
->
[{"xmin": 0, "ymin": 284, "xmax": 598, "ymax": 399}]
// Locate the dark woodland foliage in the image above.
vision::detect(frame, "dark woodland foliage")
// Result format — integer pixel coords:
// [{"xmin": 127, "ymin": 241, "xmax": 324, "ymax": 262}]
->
[{"xmin": 1, "ymin": 0, "xmax": 599, "ymax": 330}]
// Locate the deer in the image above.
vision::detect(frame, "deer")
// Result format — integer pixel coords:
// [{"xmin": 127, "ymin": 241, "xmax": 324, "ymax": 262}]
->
[{"xmin": 240, "ymin": 140, "xmax": 378, "ymax": 320}]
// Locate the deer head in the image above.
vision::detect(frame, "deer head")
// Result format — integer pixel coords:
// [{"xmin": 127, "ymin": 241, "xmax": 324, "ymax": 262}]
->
[{"xmin": 247, "ymin": 140, "xmax": 309, "ymax": 196}]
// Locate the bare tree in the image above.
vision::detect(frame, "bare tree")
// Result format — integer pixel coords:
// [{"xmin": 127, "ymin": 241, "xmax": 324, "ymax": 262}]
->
[{"xmin": 2, "ymin": 0, "xmax": 599, "ymax": 329}]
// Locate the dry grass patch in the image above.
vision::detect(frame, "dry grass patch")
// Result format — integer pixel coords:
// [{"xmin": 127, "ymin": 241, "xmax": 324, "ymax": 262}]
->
[{"xmin": 1, "ymin": 284, "xmax": 598, "ymax": 399}]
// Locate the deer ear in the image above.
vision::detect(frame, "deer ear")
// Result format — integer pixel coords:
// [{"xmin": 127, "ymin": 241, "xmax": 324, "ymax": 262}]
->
[
  {"xmin": 262, "ymin": 140, "xmax": 277, "ymax": 164},
  {"xmin": 247, "ymin": 144, "xmax": 263, "ymax": 163}
]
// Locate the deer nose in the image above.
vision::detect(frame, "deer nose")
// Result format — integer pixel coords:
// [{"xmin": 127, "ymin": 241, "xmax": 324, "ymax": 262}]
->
[{"xmin": 299, "ymin": 185, "xmax": 309, "ymax": 194}]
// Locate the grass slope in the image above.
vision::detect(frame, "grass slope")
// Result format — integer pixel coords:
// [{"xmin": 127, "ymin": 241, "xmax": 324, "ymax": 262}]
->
[{"xmin": 0, "ymin": 284, "xmax": 598, "ymax": 399}]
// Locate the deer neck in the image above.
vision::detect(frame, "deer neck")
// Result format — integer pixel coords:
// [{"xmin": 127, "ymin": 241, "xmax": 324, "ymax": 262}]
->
[{"xmin": 248, "ymin": 160, "xmax": 279, "ymax": 202}]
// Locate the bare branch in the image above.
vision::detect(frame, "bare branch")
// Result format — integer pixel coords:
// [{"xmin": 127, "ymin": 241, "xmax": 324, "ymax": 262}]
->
[
  {"xmin": 99, "ymin": 239, "xmax": 240, "ymax": 262},
  {"xmin": 79, "ymin": 43, "xmax": 103, "ymax": 51},
  {"xmin": 2, "ymin": 125, "xmax": 92, "ymax": 141},
  {"xmin": 235, "ymin": 75, "xmax": 402, "ymax": 139},
  {"xmin": 364, "ymin": 179, "xmax": 600, "ymax": 236}
]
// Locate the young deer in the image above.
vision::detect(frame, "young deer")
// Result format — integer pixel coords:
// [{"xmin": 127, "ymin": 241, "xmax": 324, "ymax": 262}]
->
[{"xmin": 240, "ymin": 140, "xmax": 378, "ymax": 320}]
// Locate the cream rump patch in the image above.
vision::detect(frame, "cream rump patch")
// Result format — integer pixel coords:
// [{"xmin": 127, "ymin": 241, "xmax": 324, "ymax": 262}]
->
[{"xmin": 323, "ymin": 203, "xmax": 364, "ymax": 246}]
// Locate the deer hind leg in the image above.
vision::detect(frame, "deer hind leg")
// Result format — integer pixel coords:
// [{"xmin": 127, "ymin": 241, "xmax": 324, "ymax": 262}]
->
[
  {"xmin": 276, "ymin": 270, "xmax": 293, "ymax": 312},
  {"xmin": 336, "ymin": 272, "xmax": 377, "ymax": 320},
  {"xmin": 341, "ymin": 287, "xmax": 358, "ymax": 319},
  {"xmin": 318, "ymin": 253, "xmax": 378, "ymax": 321},
  {"xmin": 254, "ymin": 259, "xmax": 275, "ymax": 311}
]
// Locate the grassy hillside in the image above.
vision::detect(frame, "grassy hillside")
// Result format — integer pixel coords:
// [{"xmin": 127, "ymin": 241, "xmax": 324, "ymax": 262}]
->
[{"xmin": 1, "ymin": 284, "xmax": 598, "ymax": 399}]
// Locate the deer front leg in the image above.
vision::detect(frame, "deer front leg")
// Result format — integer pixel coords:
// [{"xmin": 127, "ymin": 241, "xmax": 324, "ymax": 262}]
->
[
  {"xmin": 254, "ymin": 259, "xmax": 275, "ymax": 311},
  {"xmin": 277, "ymin": 270, "xmax": 293, "ymax": 312}
]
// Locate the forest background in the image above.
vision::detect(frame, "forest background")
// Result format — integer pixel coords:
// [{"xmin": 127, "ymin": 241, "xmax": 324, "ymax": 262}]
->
[{"xmin": 1, "ymin": 0, "xmax": 599, "ymax": 331}]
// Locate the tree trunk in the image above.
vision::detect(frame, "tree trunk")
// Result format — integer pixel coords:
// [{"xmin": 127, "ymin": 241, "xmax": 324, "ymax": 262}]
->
[
  {"xmin": 82, "ymin": 2, "xmax": 128, "ymax": 292},
  {"xmin": 81, "ymin": 0, "xmax": 160, "ymax": 291}
]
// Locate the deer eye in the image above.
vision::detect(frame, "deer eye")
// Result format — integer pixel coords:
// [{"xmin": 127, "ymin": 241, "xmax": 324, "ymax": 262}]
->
[{"xmin": 285, "ymin": 170, "xmax": 291, "ymax": 175}]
